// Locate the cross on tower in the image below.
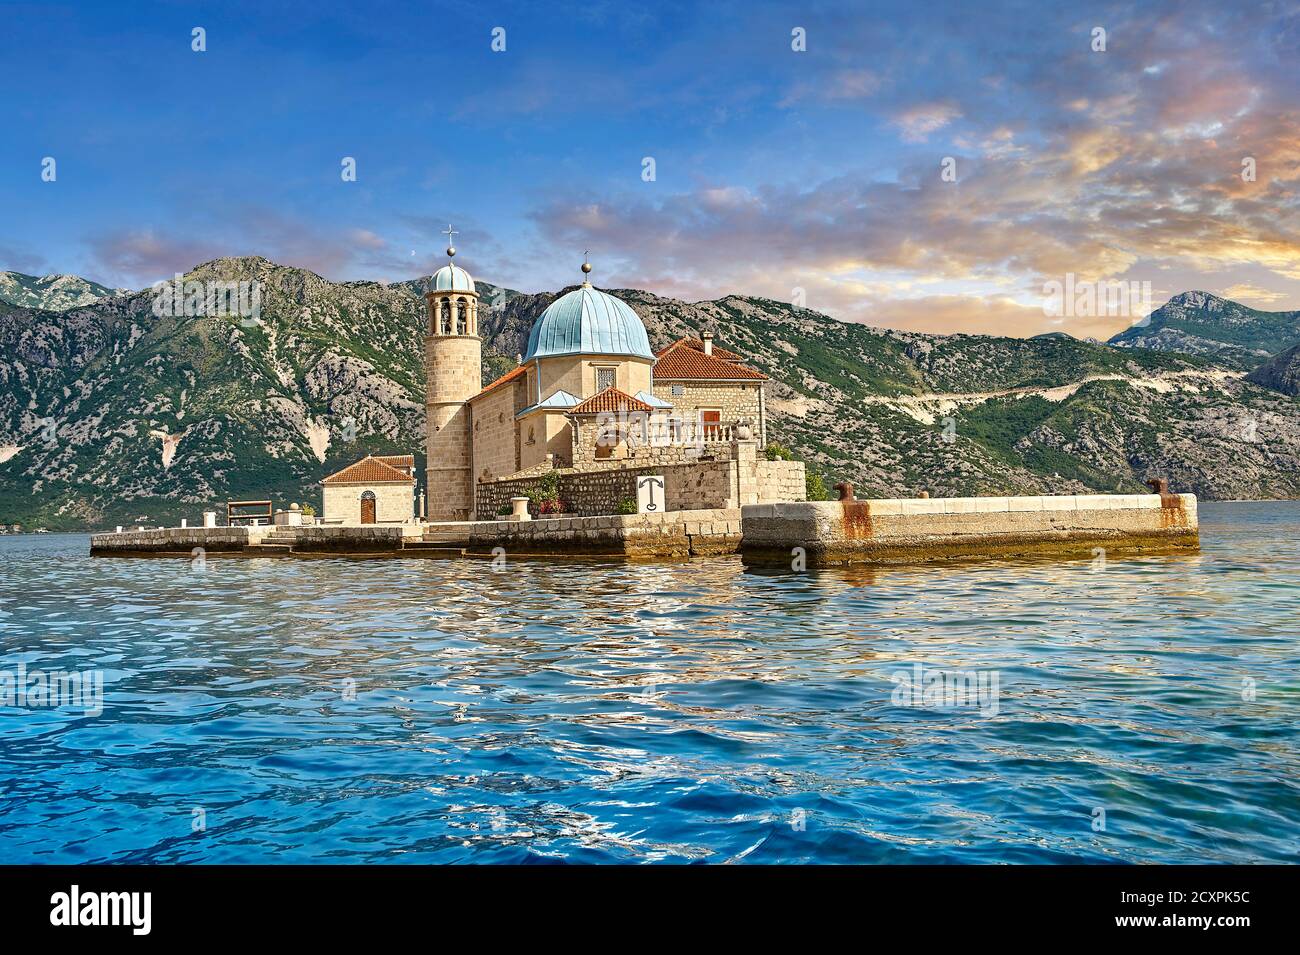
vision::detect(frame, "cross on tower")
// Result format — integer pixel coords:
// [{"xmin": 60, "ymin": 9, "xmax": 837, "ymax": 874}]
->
[{"xmin": 443, "ymin": 224, "xmax": 458, "ymax": 258}]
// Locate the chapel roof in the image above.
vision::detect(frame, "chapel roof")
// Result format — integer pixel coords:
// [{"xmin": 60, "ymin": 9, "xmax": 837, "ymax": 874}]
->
[
  {"xmin": 321, "ymin": 455, "xmax": 416, "ymax": 486},
  {"xmin": 568, "ymin": 385, "xmax": 657, "ymax": 415}
]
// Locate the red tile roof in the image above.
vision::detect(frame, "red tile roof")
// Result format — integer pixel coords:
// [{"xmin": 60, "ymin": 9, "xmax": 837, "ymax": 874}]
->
[
  {"xmin": 374, "ymin": 454, "xmax": 414, "ymax": 469},
  {"xmin": 321, "ymin": 455, "xmax": 416, "ymax": 485},
  {"xmin": 469, "ymin": 363, "xmax": 528, "ymax": 403},
  {"xmin": 568, "ymin": 386, "xmax": 657, "ymax": 415},
  {"xmin": 653, "ymin": 341, "xmax": 767, "ymax": 380},
  {"xmin": 656, "ymin": 336, "xmax": 745, "ymax": 362}
]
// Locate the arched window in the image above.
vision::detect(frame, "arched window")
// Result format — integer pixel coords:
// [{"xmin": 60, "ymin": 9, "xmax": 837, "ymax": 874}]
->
[
  {"xmin": 456, "ymin": 297, "xmax": 469, "ymax": 335},
  {"xmin": 439, "ymin": 299, "xmax": 451, "ymax": 335},
  {"xmin": 360, "ymin": 490, "xmax": 376, "ymax": 525}
]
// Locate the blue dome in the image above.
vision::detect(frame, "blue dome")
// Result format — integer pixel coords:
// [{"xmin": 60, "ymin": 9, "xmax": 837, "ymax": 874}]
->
[
  {"xmin": 432, "ymin": 263, "xmax": 475, "ymax": 292},
  {"xmin": 523, "ymin": 285, "xmax": 654, "ymax": 361}
]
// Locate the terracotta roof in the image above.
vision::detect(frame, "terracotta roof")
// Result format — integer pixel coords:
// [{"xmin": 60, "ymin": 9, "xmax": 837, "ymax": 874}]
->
[
  {"xmin": 568, "ymin": 386, "xmax": 657, "ymax": 415},
  {"xmin": 652, "ymin": 341, "xmax": 767, "ymax": 380},
  {"xmin": 374, "ymin": 454, "xmax": 414, "ymax": 468},
  {"xmin": 469, "ymin": 363, "xmax": 527, "ymax": 403},
  {"xmin": 321, "ymin": 455, "xmax": 415, "ymax": 485},
  {"xmin": 656, "ymin": 336, "xmax": 744, "ymax": 362}
]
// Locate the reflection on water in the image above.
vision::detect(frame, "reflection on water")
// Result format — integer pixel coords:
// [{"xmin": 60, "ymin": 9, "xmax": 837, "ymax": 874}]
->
[{"xmin": 0, "ymin": 502, "xmax": 1297, "ymax": 863}]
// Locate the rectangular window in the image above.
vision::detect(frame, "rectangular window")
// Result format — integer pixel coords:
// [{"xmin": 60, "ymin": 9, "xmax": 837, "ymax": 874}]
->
[
  {"xmin": 702, "ymin": 409, "xmax": 722, "ymax": 442},
  {"xmin": 671, "ymin": 383, "xmax": 684, "ymax": 397},
  {"xmin": 595, "ymin": 366, "xmax": 616, "ymax": 392}
]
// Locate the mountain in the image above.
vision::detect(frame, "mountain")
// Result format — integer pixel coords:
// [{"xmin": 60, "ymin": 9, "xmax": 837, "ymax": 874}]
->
[
  {"xmin": 1108, "ymin": 291, "xmax": 1300, "ymax": 369},
  {"xmin": 0, "ymin": 271, "xmax": 123, "ymax": 311},
  {"xmin": 1247, "ymin": 343, "xmax": 1300, "ymax": 396},
  {"xmin": 1, "ymin": 257, "xmax": 1298, "ymax": 530}
]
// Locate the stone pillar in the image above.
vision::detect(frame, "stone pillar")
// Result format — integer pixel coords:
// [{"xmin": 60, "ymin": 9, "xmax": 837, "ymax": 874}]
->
[
  {"xmin": 730, "ymin": 438, "xmax": 760, "ymax": 508},
  {"xmin": 203, "ymin": 511, "xmax": 217, "ymax": 528}
]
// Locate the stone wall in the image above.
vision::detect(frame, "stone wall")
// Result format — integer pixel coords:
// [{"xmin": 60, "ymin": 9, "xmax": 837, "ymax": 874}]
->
[
  {"xmin": 569, "ymin": 416, "xmax": 739, "ymax": 470},
  {"xmin": 476, "ymin": 466, "xmax": 654, "ymax": 518},
  {"xmin": 469, "ymin": 382, "xmax": 519, "ymax": 484},
  {"xmin": 91, "ymin": 526, "xmax": 257, "ymax": 554},
  {"xmin": 755, "ymin": 459, "xmax": 806, "ymax": 503},
  {"xmin": 474, "ymin": 444, "xmax": 805, "ymax": 518},
  {"xmin": 464, "ymin": 508, "xmax": 743, "ymax": 558},
  {"xmin": 741, "ymin": 493, "xmax": 1199, "ymax": 566}
]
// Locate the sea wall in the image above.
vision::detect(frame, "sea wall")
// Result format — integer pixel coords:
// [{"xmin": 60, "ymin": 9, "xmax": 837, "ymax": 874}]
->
[
  {"xmin": 290, "ymin": 525, "xmax": 415, "ymax": 552},
  {"xmin": 741, "ymin": 493, "xmax": 1199, "ymax": 566},
  {"xmin": 464, "ymin": 508, "xmax": 743, "ymax": 558},
  {"xmin": 90, "ymin": 526, "xmax": 259, "ymax": 555}
]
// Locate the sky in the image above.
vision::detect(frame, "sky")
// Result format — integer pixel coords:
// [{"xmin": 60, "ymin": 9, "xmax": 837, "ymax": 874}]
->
[{"xmin": 2, "ymin": 0, "xmax": 1298, "ymax": 339}]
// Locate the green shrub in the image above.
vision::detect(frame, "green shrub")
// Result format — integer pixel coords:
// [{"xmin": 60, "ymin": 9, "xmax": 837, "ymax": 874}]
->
[
  {"xmin": 526, "ymin": 470, "xmax": 561, "ymax": 506},
  {"xmin": 616, "ymin": 498, "xmax": 638, "ymax": 514},
  {"xmin": 764, "ymin": 442, "xmax": 794, "ymax": 461},
  {"xmin": 806, "ymin": 470, "xmax": 832, "ymax": 501}
]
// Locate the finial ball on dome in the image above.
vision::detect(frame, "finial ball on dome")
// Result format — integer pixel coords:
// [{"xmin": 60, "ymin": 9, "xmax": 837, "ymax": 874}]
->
[
  {"xmin": 446, "ymin": 246, "xmax": 456, "ymax": 258},
  {"xmin": 581, "ymin": 261, "xmax": 592, "ymax": 274}
]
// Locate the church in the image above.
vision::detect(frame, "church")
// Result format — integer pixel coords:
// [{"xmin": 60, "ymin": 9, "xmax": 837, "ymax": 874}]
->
[{"xmin": 422, "ymin": 237, "xmax": 773, "ymax": 522}]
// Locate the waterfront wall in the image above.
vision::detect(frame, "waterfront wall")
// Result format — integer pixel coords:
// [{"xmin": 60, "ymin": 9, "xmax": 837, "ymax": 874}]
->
[
  {"xmin": 741, "ymin": 493, "xmax": 1199, "ymax": 565},
  {"xmin": 464, "ymin": 508, "xmax": 743, "ymax": 558},
  {"xmin": 474, "ymin": 440, "xmax": 805, "ymax": 518},
  {"xmin": 90, "ymin": 526, "xmax": 259, "ymax": 554}
]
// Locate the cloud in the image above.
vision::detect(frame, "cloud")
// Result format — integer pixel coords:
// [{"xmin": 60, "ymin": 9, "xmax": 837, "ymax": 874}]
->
[
  {"xmin": 1218, "ymin": 283, "xmax": 1290, "ymax": 306},
  {"xmin": 88, "ymin": 230, "xmax": 226, "ymax": 287},
  {"xmin": 87, "ymin": 213, "xmax": 403, "ymax": 288},
  {"xmin": 891, "ymin": 102, "xmax": 962, "ymax": 142},
  {"xmin": 0, "ymin": 242, "xmax": 50, "ymax": 276}
]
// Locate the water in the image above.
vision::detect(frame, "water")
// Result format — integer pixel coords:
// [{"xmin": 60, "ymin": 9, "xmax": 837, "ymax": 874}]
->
[{"xmin": 0, "ymin": 502, "xmax": 1297, "ymax": 864}]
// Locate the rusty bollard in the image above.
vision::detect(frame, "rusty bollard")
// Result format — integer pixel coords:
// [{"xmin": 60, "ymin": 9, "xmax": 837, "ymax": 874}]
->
[
  {"xmin": 1146, "ymin": 477, "xmax": 1170, "ymax": 495},
  {"xmin": 918, "ymin": 489, "xmax": 930, "ymax": 499},
  {"xmin": 834, "ymin": 481, "xmax": 855, "ymax": 502}
]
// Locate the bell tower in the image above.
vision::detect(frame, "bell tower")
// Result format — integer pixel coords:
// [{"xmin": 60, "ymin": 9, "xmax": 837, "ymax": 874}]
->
[{"xmin": 423, "ymin": 226, "xmax": 481, "ymax": 522}]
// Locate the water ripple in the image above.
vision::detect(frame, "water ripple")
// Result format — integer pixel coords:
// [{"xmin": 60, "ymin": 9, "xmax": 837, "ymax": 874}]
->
[{"xmin": 0, "ymin": 501, "xmax": 1297, "ymax": 863}]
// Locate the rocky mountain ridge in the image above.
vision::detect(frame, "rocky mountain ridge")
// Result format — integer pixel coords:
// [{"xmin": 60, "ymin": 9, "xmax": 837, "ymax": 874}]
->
[
  {"xmin": 1, "ymin": 257, "xmax": 1297, "ymax": 530},
  {"xmin": 0, "ymin": 271, "xmax": 122, "ymax": 312},
  {"xmin": 1108, "ymin": 290, "xmax": 1300, "ymax": 369}
]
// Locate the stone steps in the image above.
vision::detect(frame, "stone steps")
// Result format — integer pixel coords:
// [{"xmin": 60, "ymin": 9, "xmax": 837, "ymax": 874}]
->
[
  {"xmin": 403, "ymin": 541, "xmax": 466, "ymax": 554},
  {"xmin": 245, "ymin": 542, "xmax": 294, "ymax": 554}
]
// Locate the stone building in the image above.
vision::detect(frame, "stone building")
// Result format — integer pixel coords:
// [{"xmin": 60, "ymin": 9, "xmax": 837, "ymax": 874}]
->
[
  {"xmin": 422, "ymin": 238, "xmax": 795, "ymax": 521},
  {"xmin": 321, "ymin": 454, "xmax": 416, "ymax": 525}
]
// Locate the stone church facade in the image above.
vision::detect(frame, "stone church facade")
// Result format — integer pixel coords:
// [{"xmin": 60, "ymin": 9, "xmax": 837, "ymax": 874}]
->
[{"xmin": 421, "ymin": 243, "xmax": 796, "ymax": 522}]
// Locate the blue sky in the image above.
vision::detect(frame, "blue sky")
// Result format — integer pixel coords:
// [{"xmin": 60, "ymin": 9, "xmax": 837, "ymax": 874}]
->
[{"xmin": 2, "ymin": 0, "xmax": 1298, "ymax": 337}]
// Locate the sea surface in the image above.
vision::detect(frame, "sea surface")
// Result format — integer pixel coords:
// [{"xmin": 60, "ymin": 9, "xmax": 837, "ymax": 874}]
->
[{"xmin": 0, "ymin": 501, "xmax": 1297, "ymax": 864}]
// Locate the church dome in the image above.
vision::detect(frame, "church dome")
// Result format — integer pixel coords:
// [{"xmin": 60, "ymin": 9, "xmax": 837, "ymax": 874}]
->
[
  {"xmin": 524, "ymin": 284, "xmax": 654, "ymax": 361},
  {"xmin": 432, "ymin": 263, "xmax": 475, "ymax": 293}
]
